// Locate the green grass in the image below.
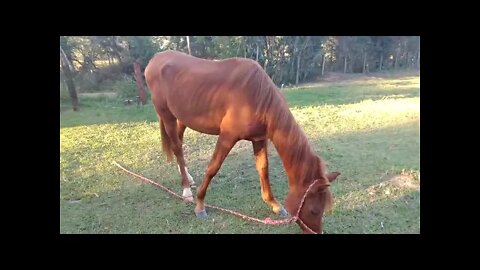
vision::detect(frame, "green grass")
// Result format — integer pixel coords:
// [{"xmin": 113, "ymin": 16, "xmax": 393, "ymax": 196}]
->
[{"xmin": 60, "ymin": 74, "xmax": 420, "ymax": 234}]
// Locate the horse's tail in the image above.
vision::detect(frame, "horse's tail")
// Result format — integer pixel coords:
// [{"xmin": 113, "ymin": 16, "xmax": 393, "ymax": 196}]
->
[{"xmin": 160, "ymin": 119, "xmax": 174, "ymax": 162}]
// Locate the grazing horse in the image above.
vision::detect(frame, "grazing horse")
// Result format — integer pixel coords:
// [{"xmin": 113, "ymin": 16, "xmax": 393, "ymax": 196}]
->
[{"xmin": 144, "ymin": 50, "xmax": 341, "ymax": 234}]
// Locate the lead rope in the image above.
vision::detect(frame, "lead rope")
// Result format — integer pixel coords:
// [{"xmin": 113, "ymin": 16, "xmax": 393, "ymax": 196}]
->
[{"xmin": 113, "ymin": 161, "xmax": 320, "ymax": 234}]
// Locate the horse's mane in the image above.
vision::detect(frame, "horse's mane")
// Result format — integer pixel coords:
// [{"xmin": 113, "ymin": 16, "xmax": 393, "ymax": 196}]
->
[{"xmin": 242, "ymin": 61, "xmax": 328, "ymax": 188}]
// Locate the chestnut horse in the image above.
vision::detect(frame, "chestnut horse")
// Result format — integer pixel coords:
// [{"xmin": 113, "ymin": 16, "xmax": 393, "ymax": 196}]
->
[{"xmin": 144, "ymin": 50, "xmax": 340, "ymax": 233}]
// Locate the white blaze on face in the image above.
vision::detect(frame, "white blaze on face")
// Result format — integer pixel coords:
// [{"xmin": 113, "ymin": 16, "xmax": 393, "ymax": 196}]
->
[{"xmin": 178, "ymin": 165, "xmax": 195, "ymax": 184}]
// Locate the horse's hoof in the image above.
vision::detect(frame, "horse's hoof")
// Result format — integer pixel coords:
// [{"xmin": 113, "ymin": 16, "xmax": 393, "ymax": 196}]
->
[
  {"xmin": 183, "ymin": 196, "xmax": 194, "ymax": 203},
  {"xmin": 195, "ymin": 209, "xmax": 208, "ymax": 219},
  {"xmin": 277, "ymin": 207, "xmax": 289, "ymax": 218}
]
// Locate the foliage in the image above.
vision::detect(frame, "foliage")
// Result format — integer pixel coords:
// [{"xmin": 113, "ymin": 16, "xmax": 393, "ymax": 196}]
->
[
  {"xmin": 112, "ymin": 74, "xmax": 138, "ymax": 99},
  {"xmin": 60, "ymin": 36, "xmax": 420, "ymax": 111},
  {"xmin": 61, "ymin": 36, "xmax": 420, "ymax": 86}
]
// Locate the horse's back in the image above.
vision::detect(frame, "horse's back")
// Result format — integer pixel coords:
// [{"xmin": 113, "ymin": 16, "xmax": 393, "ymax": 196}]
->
[
  {"xmin": 145, "ymin": 50, "xmax": 258, "ymax": 85},
  {"xmin": 145, "ymin": 50, "xmax": 261, "ymax": 106}
]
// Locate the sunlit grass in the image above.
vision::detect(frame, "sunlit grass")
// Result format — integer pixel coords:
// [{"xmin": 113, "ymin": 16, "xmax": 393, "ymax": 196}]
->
[{"xmin": 60, "ymin": 73, "xmax": 420, "ymax": 234}]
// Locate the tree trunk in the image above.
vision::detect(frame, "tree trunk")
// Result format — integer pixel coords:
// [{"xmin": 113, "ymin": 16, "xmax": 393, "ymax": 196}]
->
[
  {"xmin": 296, "ymin": 53, "xmax": 301, "ymax": 85},
  {"xmin": 344, "ymin": 55, "xmax": 348, "ymax": 73},
  {"xmin": 321, "ymin": 54, "xmax": 326, "ymax": 76},
  {"xmin": 236, "ymin": 40, "xmax": 241, "ymax": 57},
  {"xmin": 363, "ymin": 51, "xmax": 367, "ymax": 73},
  {"xmin": 244, "ymin": 42, "xmax": 247, "ymax": 58},
  {"xmin": 303, "ymin": 62, "xmax": 312, "ymax": 81},
  {"xmin": 417, "ymin": 38, "xmax": 420, "ymax": 68},
  {"xmin": 112, "ymin": 37, "xmax": 123, "ymax": 64},
  {"xmin": 256, "ymin": 43, "xmax": 259, "ymax": 62},
  {"xmin": 279, "ymin": 68, "xmax": 284, "ymax": 85},
  {"xmin": 296, "ymin": 36, "xmax": 310, "ymax": 85},
  {"xmin": 405, "ymin": 52, "xmax": 409, "ymax": 68},
  {"xmin": 379, "ymin": 54, "xmax": 383, "ymax": 71},
  {"xmin": 416, "ymin": 49, "xmax": 420, "ymax": 68},
  {"xmin": 91, "ymin": 48, "xmax": 95, "ymax": 71},
  {"xmin": 133, "ymin": 60, "xmax": 146, "ymax": 105},
  {"xmin": 290, "ymin": 36, "xmax": 300, "ymax": 82},
  {"xmin": 394, "ymin": 50, "xmax": 399, "ymax": 69},
  {"xmin": 186, "ymin": 36, "xmax": 191, "ymax": 55},
  {"xmin": 113, "ymin": 51, "xmax": 122, "ymax": 64},
  {"xmin": 60, "ymin": 47, "xmax": 79, "ymax": 111},
  {"xmin": 263, "ymin": 36, "xmax": 271, "ymax": 72}
]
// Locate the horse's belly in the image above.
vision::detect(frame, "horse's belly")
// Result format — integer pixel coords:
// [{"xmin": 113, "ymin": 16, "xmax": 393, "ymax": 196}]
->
[
  {"xmin": 185, "ymin": 121, "xmax": 220, "ymax": 135},
  {"xmin": 174, "ymin": 111, "xmax": 221, "ymax": 135}
]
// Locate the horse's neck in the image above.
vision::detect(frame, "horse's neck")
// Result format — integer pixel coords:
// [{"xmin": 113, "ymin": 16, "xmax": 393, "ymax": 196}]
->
[{"xmin": 269, "ymin": 112, "xmax": 315, "ymax": 192}]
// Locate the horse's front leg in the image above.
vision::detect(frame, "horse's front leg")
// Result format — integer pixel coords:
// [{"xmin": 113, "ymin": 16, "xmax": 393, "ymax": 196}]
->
[
  {"xmin": 194, "ymin": 133, "xmax": 238, "ymax": 218},
  {"xmin": 252, "ymin": 140, "xmax": 288, "ymax": 217}
]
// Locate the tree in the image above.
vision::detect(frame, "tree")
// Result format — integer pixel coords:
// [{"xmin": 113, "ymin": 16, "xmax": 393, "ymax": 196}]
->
[
  {"xmin": 59, "ymin": 36, "xmax": 420, "ymax": 98},
  {"xmin": 133, "ymin": 60, "xmax": 146, "ymax": 105},
  {"xmin": 60, "ymin": 45, "xmax": 79, "ymax": 111},
  {"xmin": 126, "ymin": 36, "xmax": 158, "ymax": 66},
  {"xmin": 126, "ymin": 36, "xmax": 157, "ymax": 105},
  {"xmin": 186, "ymin": 36, "xmax": 192, "ymax": 55},
  {"xmin": 94, "ymin": 36, "xmax": 125, "ymax": 64}
]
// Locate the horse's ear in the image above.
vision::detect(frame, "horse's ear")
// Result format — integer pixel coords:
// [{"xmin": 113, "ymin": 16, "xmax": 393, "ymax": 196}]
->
[{"xmin": 326, "ymin": 172, "xmax": 341, "ymax": 182}]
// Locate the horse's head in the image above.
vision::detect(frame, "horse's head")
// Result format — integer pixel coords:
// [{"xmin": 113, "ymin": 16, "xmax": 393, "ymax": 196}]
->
[{"xmin": 285, "ymin": 171, "xmax": 341, "ymax": 234}]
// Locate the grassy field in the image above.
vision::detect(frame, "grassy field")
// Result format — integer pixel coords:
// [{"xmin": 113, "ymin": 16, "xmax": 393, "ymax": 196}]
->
[{"xmin": 60, "ymin": 73, "xmax": 420, "ymax": 234}]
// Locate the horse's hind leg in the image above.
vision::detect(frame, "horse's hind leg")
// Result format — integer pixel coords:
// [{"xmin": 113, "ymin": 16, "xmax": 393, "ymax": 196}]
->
[
  {"xmin": 158, "ymin": 111, "xmax": 193, "ymax": 202},
  {"xmin": 176, "ymin": 121, "xmax": 195, "ymax": 187},
  {"xmin": 252, "ymin": 140, "xmax": 288, "ymax": 217},
  {"xmin": 194, "ymin": 133, "xmax": 238, "ymax": 218}
]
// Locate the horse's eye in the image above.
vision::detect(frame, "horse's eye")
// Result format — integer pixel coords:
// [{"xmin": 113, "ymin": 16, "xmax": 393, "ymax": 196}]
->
[{"xmin": 310, "ymin": 208, "xmax": 320, "ymax": 215}]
